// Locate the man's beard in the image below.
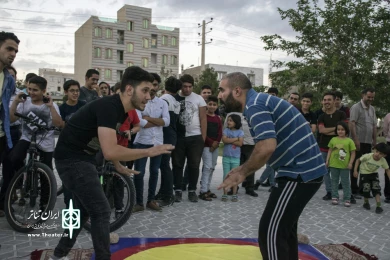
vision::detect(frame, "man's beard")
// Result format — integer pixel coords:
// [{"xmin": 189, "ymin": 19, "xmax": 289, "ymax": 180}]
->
[
  {"xmin": 222, "ymin": 93, "xmax": 242, "ymax": 113},
  {"xmin": 131, "ymin": 91, "xmax": 144, "ymax": 111}
]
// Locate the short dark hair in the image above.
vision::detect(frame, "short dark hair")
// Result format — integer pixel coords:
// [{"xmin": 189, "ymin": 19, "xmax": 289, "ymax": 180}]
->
[
  {"xmin": 228, "ymin": 114, "xmax": 242, "ymax": 129},
  {"xmin": 333, "ymin": 91, "xmax": 343, "ymax": 100},
  {"xmin": 63, "ymin": 79, "xmax": 80, "ymax": 92},
  {"xmin": 373, "ymin": 143, "xmax": 390, "ymax": 155},
  {"xmin": 7, "ymin": 66, "xmax": 17, "ymax": 76},
  {"xmin": 180, "ymin": 74, "xmax": 194, "ymax": 86},
  {"xmin": 99, "ymin": 81, "xmax": 109, "ymax": 87},
  {"xmin": 322, "ymin": 91, "xmax": 335, "ymax": 100},
  {"xmin": 113, "ymin": 82, "xmax": 121, "ymax": 93},
  {"xmin": 28, "ymin": 76, "xmax": 47, "ymax": 90},
  {"xmin": 267, "ymin": 87, "xmax": 278, "ymax": 95},
  {"xmin": 0, "ymin": 31, "xmax": 20, "ymax": 46},
  {"xmin": 302, "ymin": 92, "xmax": 313, "ymax": 101},
  {"xmin": 150, "ymin": 73, "xmax": 161, "ymax": 84},
  {"xmin": 335, "ymin": 121, "xmax": 349, "ymax": 136},
  {"xmin": 222, "ymin": 72, "xmax": 252, "ymax": 90},
  {"xmin": 164, "ymin": 76, "xmax": 182, "ymax": 94},
  {"xmin": 207, "ymin": 95, "xmax": 218, "ymax": 104},
  {"xmin": 85, "ymin": 69, "xmax": 99, "ymax": 78},
  {"xmin": 290, "ymin": 92, "xmax": 300, "ymax": 98},
  {"xmin": 25, "ymin": 73, "xmax": 37, "ymax": 83},
  {"xmin": 201, "ymin": 85, "xmax": 212, "ymax": 91},
  {"xmin": 361, "ymin": 88, "xmax": 375, "ymax": 94},
  {"xmin": 120, "ymin": 66, "xmax": 154, "ymax": 92}
]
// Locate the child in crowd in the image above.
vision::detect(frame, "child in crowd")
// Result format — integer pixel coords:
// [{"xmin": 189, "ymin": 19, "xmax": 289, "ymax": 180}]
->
[
  {"xmin": 222, "ymin": 114, "xmax": 244, "ymax": 202},
  {"xmin": 326, "ymin": 121, "xmax": 356, "ymax": 207},
  {"xmin": 199, "ymin": 96, "xmax": 222, "ymax": 201},
  {"xmin": 354, "ymin": 143, "xmax": 390, "ymax": 214}
]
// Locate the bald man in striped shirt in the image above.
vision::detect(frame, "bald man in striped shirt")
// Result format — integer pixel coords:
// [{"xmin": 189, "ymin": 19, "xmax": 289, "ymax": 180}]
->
[{"xmin": 218, "ymin": 72, "xmax": 327, "ymax": 260}]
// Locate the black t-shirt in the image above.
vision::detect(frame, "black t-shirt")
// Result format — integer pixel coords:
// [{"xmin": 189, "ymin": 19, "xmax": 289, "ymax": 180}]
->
[
  {"xmin": 55, "ymin": 94, "xmax": 127, "ymax": 162},
  {"xmin": 317, "ymin": 110, "xmax": 346, "ymax": 150},
  {"xmin": 59, "ymin": 101, "xmax": 86, "ymax": 123},
  {"xmin": 79, "ymin": 86, "xmax": 99, "ymax": 103},
  {"xmin": 299, "ymin": 109, "xmax": 317, "ymax": 125}
]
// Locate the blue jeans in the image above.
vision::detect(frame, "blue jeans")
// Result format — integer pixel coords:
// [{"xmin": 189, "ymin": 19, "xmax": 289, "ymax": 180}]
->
[
  {"xmin": 133, "ymin": 143, "xmax": 162, "ymax": 205},
  {"xmin": 200, "ymin": 147, "xmax": 219, "ymax": 193},
  {"xmin": 258, "ymin": 164, "xmax": 275, "ymax": 186},
  {"xmin": 321, "ymin": 152, "xmax": 331, "ymax": 193},
  {"xmin": 222, "ymin": 156, "xmax": 240, "ymax": 179},
  {"xmin": 54, "ymin": 158, "xmax": 111, "ymax": 260}
]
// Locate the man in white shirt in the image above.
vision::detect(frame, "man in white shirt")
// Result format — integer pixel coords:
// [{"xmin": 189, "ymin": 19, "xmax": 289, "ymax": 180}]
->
[
  {"xmin": 133, "ymin": 73, "xmax": 170, "ymax": 212},
  {"xmin": 173, "ymin": 74, "xmax": 207, "ymax": 203}
]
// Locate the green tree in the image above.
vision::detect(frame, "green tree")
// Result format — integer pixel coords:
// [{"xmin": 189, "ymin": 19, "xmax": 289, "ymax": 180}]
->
[
  {"xmin": 194, "ymin": 67, "xmax": 219, "ymax": 95},
  {"xmin": 262, "ymin": 0, "xmax": 390, "ymax": 117},
  {"xmin": 253, "ymin": 85, "xmax": 267, "ymax": 93}
]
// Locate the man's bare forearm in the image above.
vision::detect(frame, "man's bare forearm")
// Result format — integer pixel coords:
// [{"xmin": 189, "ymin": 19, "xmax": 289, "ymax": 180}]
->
[{"xmin": 241, "ymin": 138, "xmax": 276, "ymax": 177}]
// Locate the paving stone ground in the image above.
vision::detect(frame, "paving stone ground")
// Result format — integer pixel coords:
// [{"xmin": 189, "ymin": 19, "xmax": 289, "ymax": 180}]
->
[{"xmin": 1, "ymin": 157, "xmax": 389, "ymax": 259}]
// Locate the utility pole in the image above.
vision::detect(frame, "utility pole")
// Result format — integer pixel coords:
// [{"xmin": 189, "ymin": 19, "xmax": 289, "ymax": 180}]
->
[
  {"xmin": 198, "ymin": 18, "xmax": 213, "ymax": 72},
  {"xmin": 268, "ymin": 54, "xmax": 273, "ymax": 87}
]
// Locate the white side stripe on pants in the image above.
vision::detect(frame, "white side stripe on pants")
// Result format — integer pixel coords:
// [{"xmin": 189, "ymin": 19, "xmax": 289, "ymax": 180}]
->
[{"xmin": 266, "ymin": 181, "xmax": 298, "ymax": 260}]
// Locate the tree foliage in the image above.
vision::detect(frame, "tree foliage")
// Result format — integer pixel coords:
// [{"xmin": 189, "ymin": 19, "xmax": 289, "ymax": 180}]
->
[
  {"xmin": 262, "ymin": 0, "xmax": 390, "ymax": 117},
  {"xmin": 194, "ymin": 67, "xmax": 219, "ymax": 95}
]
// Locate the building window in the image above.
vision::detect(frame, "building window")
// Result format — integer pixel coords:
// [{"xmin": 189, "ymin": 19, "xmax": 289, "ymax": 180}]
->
[
  {"xmin": 57, "ymin": 86, "xmax": 61, "ymax": 92},
  {"xmin": 94, "ymin": 27, "xmax": 102, "ymax": 37},
  {"xmin": 171, "ymin": 37, "xmax": 177, "ymax": 46},
  {"xmin": 106, "ymin": 28, "xmax": 112, "ymax": 38},
  {"xmin": 217, "ymin": 71, "xmax": 227, "ymax": 81},
  {"xmin": 127, "ymin": 21, "xmax": 134, "ymax": 31},
  {"xmin": 142, "ymin": 58, "xmax": 148, "ymax": 68},
  {"xmin": 171, "ymin": 55, "xmax": 177, "ymax": 65},
  {"xmin": 127, "ymin": 42, "xmax": 134, "ymax": 53},
  {"xmin": 143, "ymin": 19, "xmax": 149, "ymax": 29},
  {"xmin": 127, "ymin": 62, "xmax": 134, "ymax": 67},
  {"xmin": 151, "ymin": 34, "xmax": 157, "ymax": 48},
  {"xmin": 117, "ymin": 70, "xmax": 124, "ymax": 81},
  {"xmin": 143, "ymin": 38, "xmax": 149, "ymax": 48},
  {"xmin": 117, "ymin": 50, "xmax": 124, "ymax": 64},
  {"xmin": 151, "ymin": 53, "xmax": 157, "ymax": 64},
  {"xmin": 105, "ymin": 69, "xmax": 112, "ymax": 79},
  {"xmin": 162, "ymin": 35, "xmax": 168, "ymax": 46},
  {"xmin": 117, "ymin": 30, "xmax": 124, "ymax": 44},
  {"xmin": 105, "ymin": 48, "xmax": 112, "ymax": 59},
  {"xmin": 162, "ymin": 54, "xmax": 168, "ymax": 65},
  {"xmin": 94, "ymin": 47, "xmax": 101, "ymax": 58}
]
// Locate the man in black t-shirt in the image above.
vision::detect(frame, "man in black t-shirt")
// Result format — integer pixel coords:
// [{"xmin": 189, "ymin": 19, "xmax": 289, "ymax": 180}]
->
[
  {"xmin": 51, "ymin": 66, "xmax": 174, "ymax": 260},
  {"xmin": 78, "ymin": 69, "xmax": 100, "ymax": 103},
  {"xmin": 317, "ymin": 92, "xmax": 346, "ymax": 200}
]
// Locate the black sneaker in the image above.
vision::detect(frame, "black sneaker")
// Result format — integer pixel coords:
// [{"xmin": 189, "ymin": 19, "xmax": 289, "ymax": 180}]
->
[
  {"xmin": 375, "ymin": 206, "xmax": 383, "ymax": 214},
  {"xmin": 350, "ymin": 195, "xmax": 357, "ymax": 204},
  {"xmin": 188, "ymin": 191, "xmax": 198, "ymax": 202},
  {"xmin": 175, "ymin": 191, "xmax": 182, "ymax": 202},
  {"xmin": 363, "ymin": 203, "xmax": 370, "ymax": 210},
  {"xmin": 254, "ymin": 181, "xmax": 261, "ymax": 191},
  {"xmin": 154, "ymin": 193, "xmax": 163, "ymax": 201},
  {"xmin": 384, "ymin": 198, "xmax": 390, "ymax": 204},
  {"xmin": 115, "ymin": 209, "xmax": 124, "ymax": 219},
  {"xmin": 268, "ymin": 186, "xmax": 275, "ymax": 193},
  {"xmin": 322, "ymin": 192, "xmax": 331, "ymax": 200},
  {"xmin": 245, "ymin": 190, "xmax": 258, "ymax": 197}
]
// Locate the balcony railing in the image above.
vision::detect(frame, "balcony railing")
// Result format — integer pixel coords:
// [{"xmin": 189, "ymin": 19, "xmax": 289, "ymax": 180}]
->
[{"xmin": 117, "ymin": 39, "xmax": 124, "ymax": 44}]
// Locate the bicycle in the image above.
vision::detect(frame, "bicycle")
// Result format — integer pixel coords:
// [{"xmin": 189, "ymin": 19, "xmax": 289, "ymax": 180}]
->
[
  {"xmin": 4, "ymin": 112, "xmax": 58, "ymax": 233},
  {"xmin": 56, "ymin": 131, "xmax": 136, "ymax": 232}
]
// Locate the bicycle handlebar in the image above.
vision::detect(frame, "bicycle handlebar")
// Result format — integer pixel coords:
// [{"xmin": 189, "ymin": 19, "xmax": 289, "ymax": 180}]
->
[{"xmin": 14, "ymin": 112, "xmax": 59, "ymax": 131}]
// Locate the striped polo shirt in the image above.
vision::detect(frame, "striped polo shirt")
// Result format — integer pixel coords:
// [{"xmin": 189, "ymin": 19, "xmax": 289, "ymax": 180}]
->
[{"xmin": 243, "ymin": 89, "xmax": 327, "ymax": 182}]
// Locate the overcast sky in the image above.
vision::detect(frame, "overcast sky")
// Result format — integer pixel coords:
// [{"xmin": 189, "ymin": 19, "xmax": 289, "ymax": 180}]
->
[{"xmin": 0, "ymin": 0, "xmax": 298, "ymax": 85}]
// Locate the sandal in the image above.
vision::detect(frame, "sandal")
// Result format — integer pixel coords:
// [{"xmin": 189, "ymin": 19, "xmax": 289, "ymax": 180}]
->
[
  {"xmin": 198, "ymin": 192, "xmax": 212, "ymax": 201},
  {"xmin": 207, "ymin": 190, "xmax": 217, "ymax": 199},
  {"xmin": 231, "ymin": 195, "xmax": 238, "ymax": 202},
  {"xmin": 221, "ymin": 195, "xmax": 228, "ymax": 202}
]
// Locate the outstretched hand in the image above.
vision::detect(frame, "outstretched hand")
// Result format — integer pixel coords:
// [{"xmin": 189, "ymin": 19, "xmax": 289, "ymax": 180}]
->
[
  {"xmin": 149, "ymin": 144, "xmax": 175, "ymax": 157},
  {"xmin": 114, "ymin": 163, "xmax": 140, "ymax": 176},
  {"xmin": 218, "ymin": 166, "xmax": 247, "ymax": 192}
]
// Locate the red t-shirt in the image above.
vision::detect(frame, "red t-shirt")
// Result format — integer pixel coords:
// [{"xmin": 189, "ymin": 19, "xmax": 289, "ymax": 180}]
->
[{"xmin": 117, "ymin": 110, "xmax": 139, "ymax": 147}]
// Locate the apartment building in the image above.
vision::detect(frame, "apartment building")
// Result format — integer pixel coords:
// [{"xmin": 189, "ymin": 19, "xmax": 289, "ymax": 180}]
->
[
  {"xmin": 74, "ymin": 5, "xmax": 180, "ymax": 86},
  {"xmin": 182, "ymin": 64, "xmax": 264, "ymax": 86},
  {"xmin": 38, "ymin": 68, "xmax": 74, "ymax": 95}
]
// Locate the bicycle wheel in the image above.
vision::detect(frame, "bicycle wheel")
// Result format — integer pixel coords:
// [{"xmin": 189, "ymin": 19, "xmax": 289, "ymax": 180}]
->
[
  {"xmin": 84, "ymin": 171, "xmax": 135, "ymax": 232},
  {"xmin": 5, "ymin": 162, "xmax": 57, "ymax": 233}
]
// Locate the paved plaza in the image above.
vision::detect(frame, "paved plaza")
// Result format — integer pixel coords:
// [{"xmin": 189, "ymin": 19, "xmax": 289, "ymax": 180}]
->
[{"xmin": 0, "ymin": 157, "xmax": 389, "ymax": 259}]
